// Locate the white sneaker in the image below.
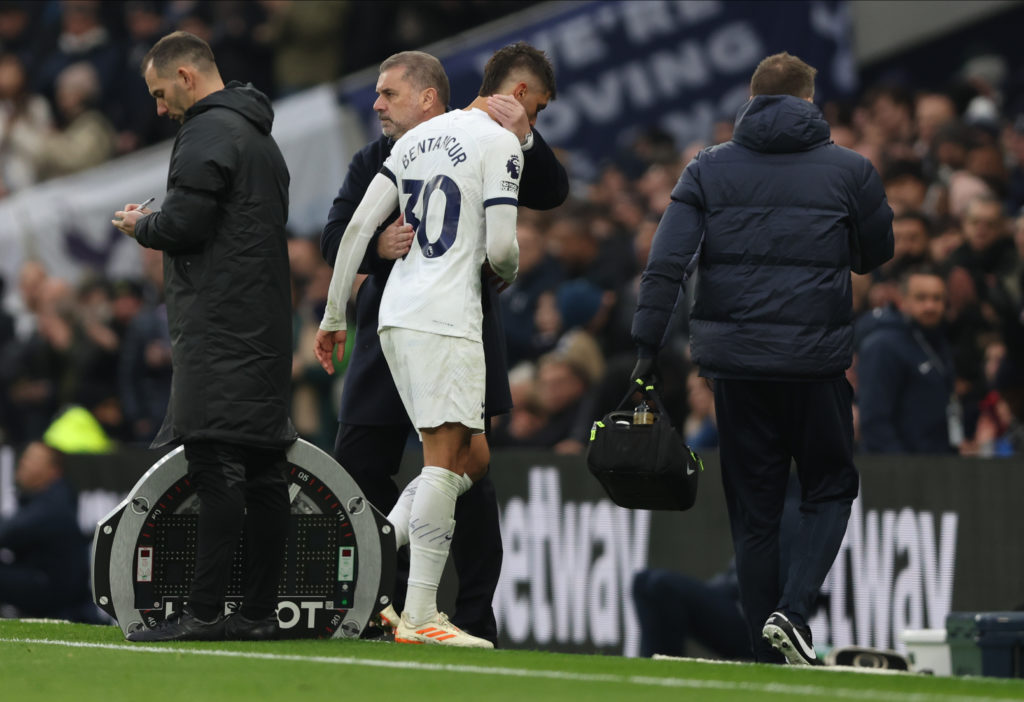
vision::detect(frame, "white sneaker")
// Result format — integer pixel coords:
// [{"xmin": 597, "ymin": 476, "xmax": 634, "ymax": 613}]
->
[
  {"xmin": 395, "ymin": 611, "xmax": 494, "ymax": 648},
  {"xmin": 378, "ymin": 604, "xmax": 399, "ymax": 633}
]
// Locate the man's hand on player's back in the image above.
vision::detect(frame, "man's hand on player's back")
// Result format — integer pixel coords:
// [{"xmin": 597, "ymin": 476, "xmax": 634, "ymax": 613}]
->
[{"xmin": 377, "ymin": 214, "xmax": 415, "ymax": 260}]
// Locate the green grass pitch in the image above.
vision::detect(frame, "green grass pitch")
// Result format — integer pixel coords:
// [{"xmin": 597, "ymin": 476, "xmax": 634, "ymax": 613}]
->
[{"xmin": 2, "ymin": 620, "xmax": 1023, "ymax": 702}]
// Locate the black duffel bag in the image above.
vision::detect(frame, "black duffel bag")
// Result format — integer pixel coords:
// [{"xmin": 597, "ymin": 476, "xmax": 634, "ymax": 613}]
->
[{"xmin": 586, "ymin": 380, "xmax": 702, "ymax": 511}]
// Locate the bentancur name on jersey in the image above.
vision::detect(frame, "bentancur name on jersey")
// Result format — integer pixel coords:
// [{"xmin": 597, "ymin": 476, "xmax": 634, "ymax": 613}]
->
[{"xmin": 400, "ymin": 134, "xmax": 468, "ymax": 168}]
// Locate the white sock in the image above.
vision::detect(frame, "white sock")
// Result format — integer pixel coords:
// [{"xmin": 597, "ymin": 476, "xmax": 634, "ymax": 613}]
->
[
  {"xmin": 387, "ymin": 476, "xmax": 420, "ymax": 550},
  {"xmin": 388, "ymin": 472, "xmax": 470, "ymax": 550},
  {"xmin": 404, "ymin": 465, "xmax": 463, "ymax": 626}
]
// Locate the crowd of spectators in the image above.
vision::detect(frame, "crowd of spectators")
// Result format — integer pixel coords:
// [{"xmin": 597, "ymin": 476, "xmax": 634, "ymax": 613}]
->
[
  {"xmin": 0, "ymin": 236, "xmax": 344, "ymax": 454},
  {"xmin": 488, "ymin": 52, "xmax": 1024, "ymax": 460},
  {"xmin": 0, "ymin": 0, "xmax": 533, "ymax": 197},
  {"xmin": 3, "ymin": 4, "xmax": 1024, "ymax": 462}
]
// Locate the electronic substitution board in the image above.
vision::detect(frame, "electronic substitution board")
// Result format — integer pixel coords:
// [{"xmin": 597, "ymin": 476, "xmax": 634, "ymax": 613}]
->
[{"xmin": 92, "ymin": 439, "xmax": 395, "ymax": 639}]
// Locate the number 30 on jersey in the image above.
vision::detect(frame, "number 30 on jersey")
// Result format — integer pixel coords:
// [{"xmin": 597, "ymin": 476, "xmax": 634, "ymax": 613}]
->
[{"xmin": 402, "ymin": 176, "xmax": 462, "ymax": 259}]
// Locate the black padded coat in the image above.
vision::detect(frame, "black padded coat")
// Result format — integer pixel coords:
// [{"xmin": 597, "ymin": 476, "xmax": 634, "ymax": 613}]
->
[
  {"xmin": 135, "ymin": 82, "xmax": 296, "ymax": 448},
  {"xmin": 633, "ymin": 95, "xmax": 894, "ymax": 380}
]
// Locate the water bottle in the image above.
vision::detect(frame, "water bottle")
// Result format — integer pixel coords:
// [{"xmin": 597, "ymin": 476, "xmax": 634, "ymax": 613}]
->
[{"xmin": 633, "ymin": 400, "xmax": 653, "ymax": 425}]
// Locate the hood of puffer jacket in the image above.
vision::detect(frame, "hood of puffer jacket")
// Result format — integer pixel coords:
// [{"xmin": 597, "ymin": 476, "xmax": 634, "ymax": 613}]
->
[
  {"xmin": 185, "ymin": 81, "xmax": 274, "ymax": 135},
  {"xmin": 732, "ymin": 94, "xmax": 831, "ymax": 154}
]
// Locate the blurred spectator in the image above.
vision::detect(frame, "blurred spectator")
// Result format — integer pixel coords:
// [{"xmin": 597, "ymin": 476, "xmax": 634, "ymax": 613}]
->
[
  {"xmin": 11, "ymin": 259, "xmax": 46, "ymax": 340},
  {"xmin": 869, "ymin": 210, "xmax": 933, "ymax": 309},
  {"xmin": 0, "ymin": 3, "xmax": 38, "ymax": 66},
  {"xmin": 965, "ymin": 141, "xmax": 1007, "ymax": 195},
  {"xmin": 613, "ymin": 126, "xmax": 678, "ymax": 180},
  {"xmin": 166, "ymin": 1, "xmax": 213, "ymax": 42},
  {"xmin": 966, "ymin": 338, "xmax": 1016, "ymax": 457},
  {"xmin": 0, "ymin": 273, "xmax": 73, "ymax": 447},
  {"xmin": 116, "ymin": 1, "xmax": 178, "ymax": 154},
  {"xmin": 502, "ymin": 219, "xmax": 563, "ymax": 367},
  {"xmin": 547, "ymin": 209, "xmax": 599, "ymax": 280},
  {"xmin": 288, "ymin": 235, "xmax": 337, "ymax": 451},
  {"xmin": 946, "ymin": 193, "xmax": 1016, "ymax": 310},
  {"xmin": 257, "ymin": 0, "xmax": 347, "ymax": 95},
  {"xmin": 931, "ymin": 122, "xmax": 972, "ymax": 190},
  {"xmin": 110, "ymin": 278, "xmax": 144, "ymax": 335},
  {"xmin": 947, "ymin": 168, "xmax": 993, "ymax": 219},
  {"xmin": 914, "ymin": 92, "xmax": 957, "ymax": 158},
  {"xmin": 490, "ymin": 361, "xmax": 546, "ymax": 448},
  {"xmin": 929, "ymin": 218, "xmax": 965, "ymax": 267},
  {"xmin": 122, "ymin": 2, "xmax": 163, "ymax": 75},
  {"xmin": 636, "ymin": 161, "xmax": 681, "ymax": 216},
  {"xmin": 0, "ymin": 52, "xmax": 52, "ymax": 196},
  {"xmin": 118, "ymin": 264, "xmax": 171, "ymax": 444},
  {"xmin": 861, "ymin": 84, "xmax": 914, "ymax": 150},
  {"xmin": 882, "ymin": 159, "xmax": 927, "ymax": 214},
  {"xmin": 0, "ymin": 441, "xmax": 97, "ymax": 622},
  {"xmin": 206, "ymin": 2, "xmax": 273, "ymax": 95},
  {"xmin": 557, "ymin": 278, "xmax": 614, "ymax": 338},
  {"xmin": 527, "ymin": 278, "xmax": 616, "ymax": 365},
  {"xmin": 857, "ymin": 269, "xmax": 957, "ymax": 453},
  {"xmin": 884, "ymin": 211, "xmax": 932, "ymax": 278},
  {"xmin": 118, "ymin": 302, "xmax": 171, "ymax": 444},
  {"xmin": 37, "ymin": 61, "xmax": 115, "ymax": 179},
  {"xmin": 493, "ymin": 330, "xmax": 604, "ymax": 453},
  {"xmin": 943, "ymin": 256, "xmax": 996, "ymax": 422},
  {"xmin": 66, "ymin": 277, "xmax": 121, "ymax": 415},
  {"xmin": 33, "ymin": 1, "xmax": 122, "ymax": 112}
]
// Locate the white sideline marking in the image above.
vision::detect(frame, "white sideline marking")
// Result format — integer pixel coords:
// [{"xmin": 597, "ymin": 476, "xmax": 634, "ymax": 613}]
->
[
  {"xmin": 653, "ymin": 654, "xmax": 913, "ymax": 676},
  {"xmin": 0, "ymin": 637, "xmax": 1005, "ymax": 701}
]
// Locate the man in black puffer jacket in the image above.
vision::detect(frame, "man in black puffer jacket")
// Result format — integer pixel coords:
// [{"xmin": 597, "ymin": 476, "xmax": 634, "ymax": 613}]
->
[
  {"xmin": 113, "ymin": 31, "xmax": 296, "ymax": 642},
  {"xmin": 631, "ymin": 53, "xmax": 893, "ymax": 665}
]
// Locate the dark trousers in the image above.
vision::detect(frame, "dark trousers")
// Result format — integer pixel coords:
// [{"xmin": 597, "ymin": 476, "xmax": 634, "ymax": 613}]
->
[
  {"xmin": 184, "ymin": 440, "xmax": 289, "ymax": 621},
  {"xmin": 334, "ymin": 421, "xmax": 503, "ymax": 644},
  {"xmin": 632, "ymin": 568, "xmax": 752, "ymax": 659},
  {"xmin": 713, "ymin": 378, "xmax": 858, "ymax": 662}
]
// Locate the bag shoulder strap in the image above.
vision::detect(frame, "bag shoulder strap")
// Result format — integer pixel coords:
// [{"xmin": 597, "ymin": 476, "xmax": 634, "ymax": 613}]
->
[{"xmin": 617, "ymin": 378, "xmax": 669, "ymax": 415}]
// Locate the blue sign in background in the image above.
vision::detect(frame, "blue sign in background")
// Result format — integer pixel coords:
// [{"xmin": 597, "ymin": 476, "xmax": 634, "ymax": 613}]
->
[{"xmin": 338, "ymin": 0, "xmax": 856, "ymax": 177}]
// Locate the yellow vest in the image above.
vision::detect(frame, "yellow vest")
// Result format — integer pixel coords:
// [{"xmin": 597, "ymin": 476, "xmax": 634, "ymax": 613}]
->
[{"xmin": 43, "ymin": 405, "xmax": 114, "ymax": 454}]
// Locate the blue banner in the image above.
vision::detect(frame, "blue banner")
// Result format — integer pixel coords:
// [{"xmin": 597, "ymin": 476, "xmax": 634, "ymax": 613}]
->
[{"xmin": 338, "ymin": 0, "xmax": 856, "ymax": 177}]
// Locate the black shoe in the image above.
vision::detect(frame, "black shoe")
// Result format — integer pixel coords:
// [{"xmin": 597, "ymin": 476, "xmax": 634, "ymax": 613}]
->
[
  {"xmin": 127, "ymin": 611, "xmax": 226, "ymax": 642},
  {"xmin": 762, "ymin": 611, "xmax": 822, "ymax": 666},
  {"xmin": 224, "ymin": 612, "xmax": 279, "ymax": 641}
]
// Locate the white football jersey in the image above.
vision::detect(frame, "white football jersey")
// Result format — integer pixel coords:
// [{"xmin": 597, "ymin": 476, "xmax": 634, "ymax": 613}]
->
[{"xmin": 378, "ymin": 108, "xmax": 522, "ymax": 340}]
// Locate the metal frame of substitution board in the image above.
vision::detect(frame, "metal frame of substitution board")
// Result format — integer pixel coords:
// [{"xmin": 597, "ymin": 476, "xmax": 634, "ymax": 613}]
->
[{"xmin": 91, "ymin": 439, "xmax": 396, "ymax": 639}]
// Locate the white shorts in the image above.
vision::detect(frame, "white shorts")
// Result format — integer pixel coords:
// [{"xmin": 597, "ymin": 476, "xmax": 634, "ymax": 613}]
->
[{"xmin": 379, "ymin": 326, "xmax": 485, "ymax": 434}]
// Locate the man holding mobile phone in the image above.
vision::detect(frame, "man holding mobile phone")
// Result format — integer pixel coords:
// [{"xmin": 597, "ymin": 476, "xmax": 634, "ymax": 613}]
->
[{"xmin": 112, "ymin": 30, "xmax": 295, "ymax": 642}]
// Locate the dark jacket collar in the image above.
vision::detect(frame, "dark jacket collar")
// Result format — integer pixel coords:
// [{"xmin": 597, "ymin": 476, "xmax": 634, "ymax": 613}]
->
[
  {"xmin": 185, "ymin": 81, "xmax": 274, "ymax": 134},
  {"xmin": 732, "ymin": 95, "xmax": 831, "ymax": 154}
]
